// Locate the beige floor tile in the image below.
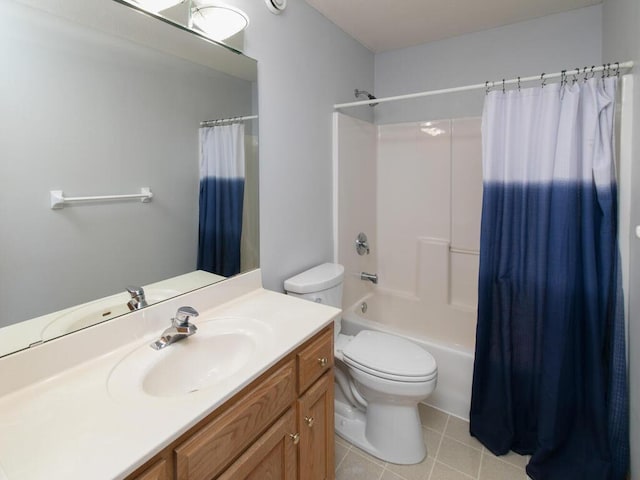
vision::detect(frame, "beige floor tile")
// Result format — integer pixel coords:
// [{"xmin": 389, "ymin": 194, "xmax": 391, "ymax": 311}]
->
[
  {"xmin": 479, "ymin": 453, "xmax": 525, "ymax": 480},
  {"xmin": 336, "ymin": 450, "xmax": 385, "ymax": 480},
  {"xmin": 436, "ymin": 437, "xmax": 482, "ymax": 478},
  {"xmin": 443, "ymin": 417, "xmax": 483, "ymax": 451},
  {"xmin": 386, "ymin": 455, "xmax": 434, "ymax": 480},
  {"xmin": 497, "ymin": 450, "xmax": 530, "ymax": 470},
  {"xmin": 429, "ymin": 461, "xmax": 475, "ymax": 480},
  {"xmin": 419, "ymin": 404, "xmax": 449, "ymax": 433},
  {"xmin": 381, "ymin": 470, "xmax": 407, "ymax": 480},
  {"xmin": 423, "ymin": 428, "xmax": 443, "ymax": 459},
  {"xmin": 335, "ymin": 433, "xmax": 351, "ymax": 448},
  {"xmin": 335, "ymin": 439, "xmax": 350, "ymax": 469},
  {"xmin": 350, "ymin": 443, "xmax": 387, "ymax": 466}
]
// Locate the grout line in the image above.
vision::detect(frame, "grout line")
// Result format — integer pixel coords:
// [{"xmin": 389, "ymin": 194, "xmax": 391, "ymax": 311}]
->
[
  {"xmin": 441, "ymin": 431, "xmax": 483, "ymax": 453},
  {"xmin": 432, "ymin": 416, "xmax": 483, "ymax": 480},
  {"xmin": 477, "ymin": 450, "xmax": 483, "ymax": 480},
  {"xmin": 436, "ymin": 437, "xmax": 482, "ymax": 480},
  {"xmin": 427, "ymin": 414, "xmax": 449, "ymax": 480},
  {"xmin": 334, "ymin": 440, "xmax": 351, "ymax": 471},
  {"xmin": 434, "ymin": 461, "xmax": 477, "ymax": 479},
  {"xmin": 482, "ymin": 447, "xmax": 528, "ymax": 471}
]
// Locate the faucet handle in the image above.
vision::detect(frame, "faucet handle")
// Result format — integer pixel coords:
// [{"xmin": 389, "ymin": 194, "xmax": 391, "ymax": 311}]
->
[
  {"xmin": 126, "ymin": 285, "xmax": 148, "ymax": 311},
  {"xmin": 174, "ymin": 306, "xmax": 199, "ymax": 327},
  {"xmin": 126, "ymin": 285, "xmax": 145, "ymax": 297}
]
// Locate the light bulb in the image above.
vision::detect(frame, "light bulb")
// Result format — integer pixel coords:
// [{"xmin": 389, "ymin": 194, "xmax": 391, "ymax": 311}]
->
[
  {"xmin": 131, "ymin": 0, "xmax": 183, "ymax": 13},
  {"xmin": 191, "ymin": 5, "xmax": 249, "ymax": 41}
]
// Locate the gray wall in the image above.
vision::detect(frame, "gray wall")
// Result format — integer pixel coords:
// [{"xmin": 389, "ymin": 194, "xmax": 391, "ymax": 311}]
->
[
  {"xmin": 227, "ymin": 0, "xmax": 375, "ymax": 291},
  {"xmin": 603, "ymin": 0, "xmax": 640, "ymax": 475},
  {"xmin": 0, "ymin": 3, "xmax": 252, "ymax": 325},
  {"xmin": 374, "ymin": 5, "xmax": 603, "ymax": 124}
]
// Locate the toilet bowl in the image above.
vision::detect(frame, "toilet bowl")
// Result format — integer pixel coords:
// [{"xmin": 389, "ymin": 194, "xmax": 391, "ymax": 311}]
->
[{"xmin": 284, "ymin": 263, "xmax": 438, "ymax": 464}]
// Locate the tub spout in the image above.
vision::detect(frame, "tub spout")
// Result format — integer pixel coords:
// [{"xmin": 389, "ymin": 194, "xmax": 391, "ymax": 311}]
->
[{"xmin": 360, "ymin": 272, "xmax": 378, "ymax": 284}]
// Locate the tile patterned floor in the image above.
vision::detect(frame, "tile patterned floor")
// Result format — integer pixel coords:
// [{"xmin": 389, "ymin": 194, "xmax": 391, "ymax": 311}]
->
[{"xmin": 335, "ymin": 405, "xmax": 531, "ymax": 480}]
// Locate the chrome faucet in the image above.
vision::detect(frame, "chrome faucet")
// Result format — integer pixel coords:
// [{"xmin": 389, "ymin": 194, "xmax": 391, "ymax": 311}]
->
[
  {"xmin": 150, "ymin": 306, "xmax": 199, "ymax": 350},
  {"xmin": 360, "ymin": 272, "xmax": 378, "ymax": 284},
  {"xmin": 126, "ymin": 285, "xmax": 148, "ymax": 311}
]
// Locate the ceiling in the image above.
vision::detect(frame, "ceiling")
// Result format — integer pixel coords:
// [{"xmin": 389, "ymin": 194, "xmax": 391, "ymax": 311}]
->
[{"xmin": 304, "ymin": 0, "xmax": 602, "ymax": 53}]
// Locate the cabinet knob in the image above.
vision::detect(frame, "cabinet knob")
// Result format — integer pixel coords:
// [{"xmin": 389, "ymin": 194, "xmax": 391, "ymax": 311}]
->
[
  {"xmin": 318, "ymin": 357, "xmax": 328, "ymax": 367},
  {"xmin": 289, "ymin": 433, "xmax": 300, "ymax": 445},
  {"xmin": 304, "ymin": 416, "xmax": 315, "ymax": 427}
]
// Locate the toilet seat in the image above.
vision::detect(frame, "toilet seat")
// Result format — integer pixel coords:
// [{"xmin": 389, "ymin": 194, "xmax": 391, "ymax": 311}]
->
[{"xmin": 341, "ymin": 330, "xmax": 437, "ymax": 383}]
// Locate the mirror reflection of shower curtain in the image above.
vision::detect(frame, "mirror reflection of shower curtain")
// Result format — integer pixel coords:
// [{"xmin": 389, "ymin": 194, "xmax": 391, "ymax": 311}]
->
[{"xmin": 197, "ymin": 123, "xmax": 245, "ymax": 277}]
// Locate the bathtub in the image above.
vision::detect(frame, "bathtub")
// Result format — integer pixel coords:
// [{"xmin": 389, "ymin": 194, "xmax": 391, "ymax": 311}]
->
[{"xmin": 342, "ymin": 292, "xmax": 475, "ymax": 420}]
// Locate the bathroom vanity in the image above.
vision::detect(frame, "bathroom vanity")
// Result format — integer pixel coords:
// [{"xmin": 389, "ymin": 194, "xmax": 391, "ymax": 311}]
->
[
  {"xmin": 127, "ymin": 328, "xmax": 335, "ymax": 480},
  {"xmin": 0, "ymin": 271, "xmax": 338, "ymax": 480}
]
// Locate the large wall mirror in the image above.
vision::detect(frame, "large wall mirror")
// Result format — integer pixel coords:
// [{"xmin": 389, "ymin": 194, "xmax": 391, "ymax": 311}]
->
[{"xmin": 0, "ymin": 0, "xmax": 259, "ymax": 357}]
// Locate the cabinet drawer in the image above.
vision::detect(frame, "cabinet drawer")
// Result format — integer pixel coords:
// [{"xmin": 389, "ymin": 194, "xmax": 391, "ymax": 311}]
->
[
  {"xmin": 297, "ymin": 329, "xmax": 333, "ymax": 394},
  {"xmin": 175, "ymin": 360, "xmax": 296, "ymax": 480}
]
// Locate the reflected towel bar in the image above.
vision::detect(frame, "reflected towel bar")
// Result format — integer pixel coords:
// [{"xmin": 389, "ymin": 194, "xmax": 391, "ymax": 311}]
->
[{"xmin": 50, "ymin": 188, "xmax": 153, "ymax": 209}]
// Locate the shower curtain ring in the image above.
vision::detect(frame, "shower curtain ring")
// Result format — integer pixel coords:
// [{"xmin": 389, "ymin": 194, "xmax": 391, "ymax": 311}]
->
[
  {"xmin": 572, "ymin": 68, "xmax": 579, "ymax": 85},
  {"xmin": 614, "ymin": 62, "xmax": 620, "ymax": 77},
  {"xmin": 517, "ymin": 76, "xmax": 521, "ymax": 92},
  {"xmin": 560, "ymin": 70, "xmax": 566, "ymax": 87},
  {"xmin": 541, "ymin": 73, "xmax": 546, "ymax": 88},
  {"xmin": 502, "ymin": 79, "xmax": 505, "ymax": 94},
  {"xmin": 485, "ymin": 81, "xmax": 490, "ymax": 95}
]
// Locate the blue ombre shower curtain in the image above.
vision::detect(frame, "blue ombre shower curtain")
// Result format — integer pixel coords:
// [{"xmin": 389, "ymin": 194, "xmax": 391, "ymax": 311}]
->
[
  {"xmin": 197, "ymin": 123, "xmax": 245, "ymax": 277},
  {"xmin": 470, "ymin": 77, "xmax": 628, "ymax": 480}
]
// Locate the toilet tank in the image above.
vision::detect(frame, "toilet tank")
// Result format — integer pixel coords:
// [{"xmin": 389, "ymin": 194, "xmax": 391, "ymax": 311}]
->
[{"xmin": 284, "ymin": 263, "xmax": 344, "ymax": 308}]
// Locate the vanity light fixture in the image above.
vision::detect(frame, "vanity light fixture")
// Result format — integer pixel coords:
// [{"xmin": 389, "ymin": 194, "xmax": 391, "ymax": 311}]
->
[
  {"xmin": 265, "ymin": 0, "xmax": 287, "ymax": 14},
  {"xmin": 190, "ymin": 3, "xmax": 249, "ymax": 41},
  {"xmin": 129, "ymin": 0, "xmax": 184, "ymax": 13}
]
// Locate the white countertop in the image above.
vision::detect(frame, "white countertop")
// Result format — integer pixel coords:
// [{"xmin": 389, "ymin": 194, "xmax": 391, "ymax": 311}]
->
[{"xmin": 0, "ymin": 270, "xmax": 339, "ymax": 480}]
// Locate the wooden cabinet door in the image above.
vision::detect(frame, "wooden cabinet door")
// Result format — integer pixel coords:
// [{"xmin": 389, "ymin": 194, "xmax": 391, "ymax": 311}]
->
[
  {"xmin": 131, "ymin": 460, "xmax": 169, "ymax": 480},
  {"xmin": 297, "ymin": 371, "xmax": 335, "ymax": 480},
  {"xmin": 217, "ymin": 409, "xmax": 298, "ymax": 480}
]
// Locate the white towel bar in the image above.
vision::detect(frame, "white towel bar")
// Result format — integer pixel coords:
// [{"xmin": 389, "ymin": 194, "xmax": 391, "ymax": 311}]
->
[{"xmin": 50, "ymin": 187, "xmax": 153, "ymax": 209}]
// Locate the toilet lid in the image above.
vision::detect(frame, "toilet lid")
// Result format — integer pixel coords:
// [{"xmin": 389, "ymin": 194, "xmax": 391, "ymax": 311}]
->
[{"xmin": 342, "ymin": 330, "xmax": 437, "ymax": 382}]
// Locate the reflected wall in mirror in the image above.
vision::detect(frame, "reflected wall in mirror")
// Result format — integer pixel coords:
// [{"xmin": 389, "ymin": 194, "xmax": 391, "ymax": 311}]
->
[{"xmin": 0, "ymin": 0, "xmax": 259, "ymax": 357}]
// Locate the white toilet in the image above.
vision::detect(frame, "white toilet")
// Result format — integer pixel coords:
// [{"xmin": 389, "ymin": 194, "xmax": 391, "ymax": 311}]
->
[{"xmin": 284, "ymin": 263, "xmax": 438, "ymax": 464}]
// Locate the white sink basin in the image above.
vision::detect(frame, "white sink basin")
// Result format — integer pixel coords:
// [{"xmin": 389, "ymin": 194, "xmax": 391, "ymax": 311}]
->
[
  {"xmin": 40, "ymin": 288, "xmax": 179, "ymax": 340},
  {"xmin": 107, "ymin": 317, "xmax": 275, "ymax": 400}
]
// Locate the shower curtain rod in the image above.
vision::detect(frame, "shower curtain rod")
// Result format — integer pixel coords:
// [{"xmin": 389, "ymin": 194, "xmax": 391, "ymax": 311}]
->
[
  {"xmin": 200, "ymin": 115, "xmax": 258, "ymax": 127},
  {"xmin": 334, "ymin": 61, "xmax": 634, "ymax": 109}
]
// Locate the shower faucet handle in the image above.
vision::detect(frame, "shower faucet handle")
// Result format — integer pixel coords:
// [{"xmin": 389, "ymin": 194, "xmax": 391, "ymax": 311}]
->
[{"xmin": 355, "ymin": 232, "xmax": 370, "ymax": 255}]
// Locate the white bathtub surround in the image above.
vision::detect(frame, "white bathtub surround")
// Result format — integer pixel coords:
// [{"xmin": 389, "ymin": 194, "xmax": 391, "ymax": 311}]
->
[
  {"xmin": 334, "ymin": 113, "xmax": 482, "ymax": 419},
  {"xmin": 334, "ymin": 112, "xmax": 482, "ymax": 324},
  {"xmin": 332, "ymin": 113, "xmax": 378, "ymax": 309},
  {"xmin": 0, "ymin": 270, "xmax": 339, "ymax": 480}
]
